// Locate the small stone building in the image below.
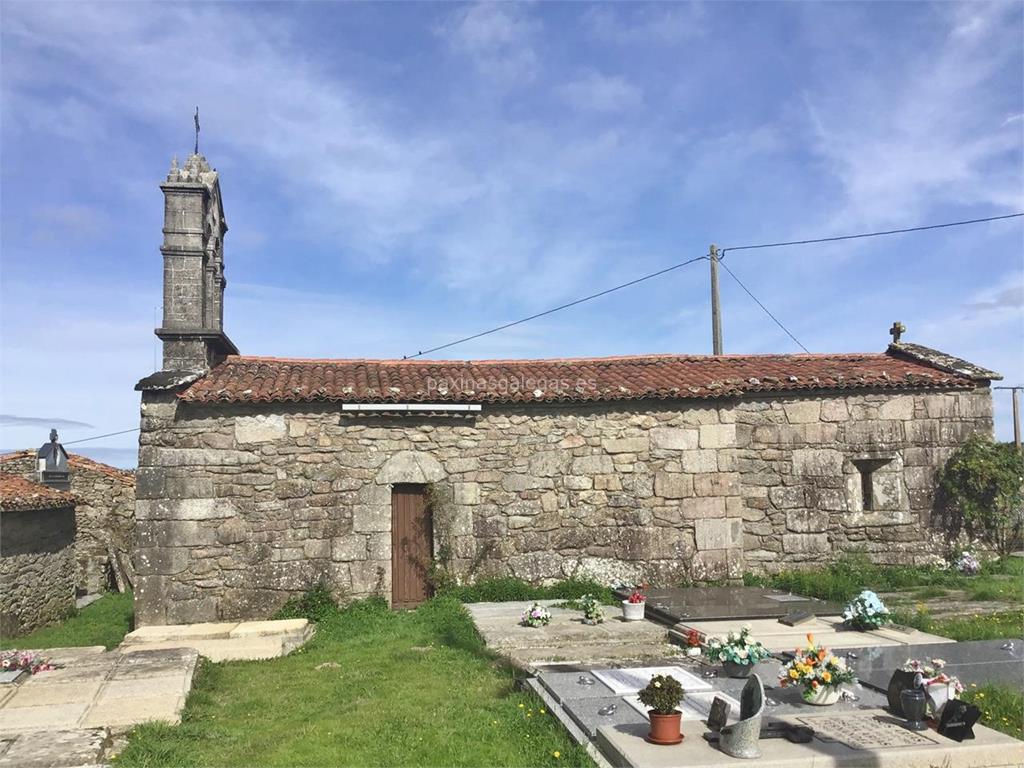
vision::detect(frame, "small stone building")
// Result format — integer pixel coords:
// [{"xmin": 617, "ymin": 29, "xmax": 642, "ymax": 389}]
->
[
  {"xmin": 0, "ymin": 447, "xmax": 135, "ymax": 595},
  {"xmin": 134, "ymin": 152, "xmax": 1000, "ymax": 626},
  {"xmin": 0, "ymin": 475, "xmax": 77, "ymax": 635}
]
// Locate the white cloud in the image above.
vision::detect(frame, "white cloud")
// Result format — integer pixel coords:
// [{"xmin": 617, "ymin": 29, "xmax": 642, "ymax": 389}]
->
[
  {"xmin": 561, "ymin": 71, "xmax": 643, "ymax": 113},
  {"xmin": 583, "ymin": 4, "xmax": 706, "ymax": 44},
  {"xmin": 436, "ymin": 3, "xmax": 541, "ymax": 81}
]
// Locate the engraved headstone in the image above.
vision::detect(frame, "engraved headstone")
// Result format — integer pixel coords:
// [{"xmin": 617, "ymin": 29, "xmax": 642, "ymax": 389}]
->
[
  {"xmin": 796, "ymin": 714, "xmax": 939, "ymax": 749},
  {"xmin": 937, "ymin": 699, "xmax": 981, "ymax": 742}
]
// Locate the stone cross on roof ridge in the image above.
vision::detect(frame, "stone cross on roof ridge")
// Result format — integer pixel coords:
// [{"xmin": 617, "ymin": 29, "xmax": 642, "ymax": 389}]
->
[{"xmin": 889, "ymin": 321, "xmax": 906, "ymax": 344}]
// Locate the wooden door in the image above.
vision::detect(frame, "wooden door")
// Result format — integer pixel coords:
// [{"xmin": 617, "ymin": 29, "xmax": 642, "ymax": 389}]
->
[{"xmin": 391, "ymin": 484, "xmax": 433, "ymax": 608}]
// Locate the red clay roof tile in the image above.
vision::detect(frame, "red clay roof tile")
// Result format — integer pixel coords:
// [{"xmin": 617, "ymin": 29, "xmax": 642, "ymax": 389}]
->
[
  {"xmin": 177, "ymin": 350, "xmax": 979, "ymax": 406},
  {"xmin": 0, "ymin": 474, "xmax": 77, "ymax": 511}
]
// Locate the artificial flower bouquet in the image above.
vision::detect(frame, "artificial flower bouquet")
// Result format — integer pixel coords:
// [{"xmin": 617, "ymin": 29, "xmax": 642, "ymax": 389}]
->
[
  {"xmin": 579, "ymin": 593, "xmax": 605, "ymax": 625},
  {"xmin": 955, "ymin": 552, "xmax": 981, "ymax": 576},
  {"xmin": 626, "ymin": 584, "xmax": 647, "ymax": 604},
  {"xmin": 0, "ymin": 650, "xmax": 55, "ymax": 675},
  {"xmin": 684, "ymin": 628, "xmax": 702, "ymax": 656},
  {"xmin": 704, "ymin": 624, "xmax": 771, "ymax": 666},
  {"xmin": 520, "ymin": 602, "xmax": 551, "ymax": 628},
  {"xmin": 842, "ymin": 589, "xmax": 890, "ymax": 630},
  {"xmin": 778, "ymin": 634, "xmax": 855, "ymax": 702}
]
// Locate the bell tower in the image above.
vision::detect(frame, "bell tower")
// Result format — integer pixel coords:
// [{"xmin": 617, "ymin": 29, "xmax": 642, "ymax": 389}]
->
[{"xmin": 155, "ymin": 152, "xmax": 237, "ymax": 371}]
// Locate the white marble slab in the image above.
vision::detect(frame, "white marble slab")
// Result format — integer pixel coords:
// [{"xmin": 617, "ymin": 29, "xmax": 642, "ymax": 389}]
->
[{"xmin": 591, "ymin": 665, "xmax": 712, "ymax": 695}]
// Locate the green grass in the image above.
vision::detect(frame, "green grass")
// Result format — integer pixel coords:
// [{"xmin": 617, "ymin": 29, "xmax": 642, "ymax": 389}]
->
[
  {"xmin": 891, "ymin": 607, "xmax": 1024, "ymax": 641},
  {"xmin": 744, "ymin": 553, "xmax": 1024, "ymax": 604},
  {"xmin": 962, "ymin": 683, "xmax": 1024, "ymax": 741},
  {"xmin": 0, "ymin": 592, "xmax": 134, "ymax": 651},
  {"xmin": 115, "ymin": 597, "xmax": 592, "ymax": 768},
  {"xmin": 437, "ymin": 576, "xmax": 615, "ymax": 605}
]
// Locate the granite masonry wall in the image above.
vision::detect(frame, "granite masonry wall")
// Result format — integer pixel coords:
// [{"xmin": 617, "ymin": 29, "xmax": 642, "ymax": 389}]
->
[
  {"xmin": 0, "ymin": 506, "xmax": 77, "ymax": 636},
  {"xmin": 134, "ymin": 386, "xmax": 993, "ymax": 625},
  {"xmin": 0, "ymin": 454, "xmax": 136, "ymax": 594}
]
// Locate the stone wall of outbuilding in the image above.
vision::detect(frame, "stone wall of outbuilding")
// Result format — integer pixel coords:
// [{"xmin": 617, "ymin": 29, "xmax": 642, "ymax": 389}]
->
[
  {"xmin": 0, "ymin": 454, "xmax": 135, "ymax": 594},
  {"xmin": 0, "ymin": 506, "xmax": 77, "ymax": 636},
  {"xmin": 134, "ymin": 386, "xmax": 992, "ymax": 625}
]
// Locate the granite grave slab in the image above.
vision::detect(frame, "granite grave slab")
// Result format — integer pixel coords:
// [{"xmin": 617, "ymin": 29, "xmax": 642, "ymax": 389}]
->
[
  {"xmin": 559, "ymin": 695, "xmax": 648, "ymax": 738},
  {"xmin": 534, "ymin": 671, "xmax": 618, "ymax": 705},
  {"xmin": 623, "ymin": 586, "xmax": 839, "ymax": 624},
  {"xmin": 846, "ymin": 639, "xmax": 1024, "ymax": 692}
]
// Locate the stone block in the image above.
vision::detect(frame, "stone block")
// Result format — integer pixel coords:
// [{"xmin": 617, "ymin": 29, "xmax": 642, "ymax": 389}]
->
[
  {"xmin": 352, "ymin": 504, "xmax": 389, "ymax": 533},
  {"xmin": 502, "ymin": 473, "xmax": 539, "ymax": 492},
  {"xmin": 792, "ymin": 448, "xmax": 843, "ymax": 476},
  {"xmin": 564, "ymin": 475, "xmax": 593, "ymax": 490},
  {"xmin": 878, "ymin": 396, "xmax": 915, "ymax": 420},
  {"xmin": 679, "ymin": 449, "xmax": 717, "ymax": 473},
  {"xmin": 783, "ymin": 400, "xmax": 821, "ymax": 424},
  {"xmin": 287, "ymin": 419, "xmax": 308, "ymax": 437},
  {"xmin": 698, "ymin": 423, "xmax": 735, "ymax": 448},
  {"xmin": 602, "ymin": 437, "xmax": 648, "ymax": 454},
  {"xmin": 820, "ymin": 400, "xmax": 849, "ymax": 422},
  {"xmin": 692, "ymin": 472, "xmax": 739, "ymax": 497},
  {"xmin": 681, "ymin": 496, "xmax": 726, "ymax": 520},
  {"xmin": 695, "ymin": 518, "xmax": 741, "ymax": 551},
  {"xmin": 654, "ymin": 471, "xmax": 693, "ymax": 499},
  {"xmin": 176, "ymin": 499, "xmax": 236, "ymax": 520},
  {"xmin": 786, "ymin": 510, "xmax": 829, "ymax": 533},
  {"xmin": 782, "ymin": 533, "xmax": 830, "ymax": 554},
  {"xmin": 769, "ymin": 486, "xmax": 805, "ymax": 509},
  {"xmin": 303, "ymin": 539, "xmax": 331, "ymax": 559},
  {"xmin": 528, "ymin": 450, "xmax": 570, "ymax": 477},
  {"xmin": 375, "ymin": 451, "xmax": 445, "ymax": 484},
  {"xmin": 922, "ymin": 394, "xmax": 957, "ymax": 419},
  {"xmin": 235, "ymin": 414, "xmax": 286, "ymax": 444},
  {"xmin": 571, "ymin": 454, "xmax": 614, "ymax": 474},
  {"xmin": 332, "ymin": 536, "xmax": 367, "ymax": 561},
  {"xmin": 650, "ymin": 427, "xmax": 698, "ymax": 450},
  {"xmin": 453, "ymin": 482, "xmax": 480, "ymax": 505}
]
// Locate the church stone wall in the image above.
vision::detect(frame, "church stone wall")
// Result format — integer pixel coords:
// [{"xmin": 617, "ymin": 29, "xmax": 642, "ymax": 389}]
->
[{"xmin": 134, "ymin": 387, "xmax": 992, "ymax": 625}]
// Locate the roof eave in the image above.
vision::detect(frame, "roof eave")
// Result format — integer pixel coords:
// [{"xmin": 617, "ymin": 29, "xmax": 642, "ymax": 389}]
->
[{"xmin": 887, "ymin": 343, "xmax": 1002, "ymax": 382}]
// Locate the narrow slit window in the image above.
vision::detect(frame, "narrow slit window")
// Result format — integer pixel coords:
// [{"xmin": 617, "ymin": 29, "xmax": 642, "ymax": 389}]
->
[{"xmin": 860, "ymin": 466, "xmax": 875, "ymax": 511}]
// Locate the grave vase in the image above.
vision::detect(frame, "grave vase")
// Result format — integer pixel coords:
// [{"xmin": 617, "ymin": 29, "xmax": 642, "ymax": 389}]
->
[
  {"xmin": 926, "ymin": 682, "xmax": 957, "ymax": 719},
  {"xmin": 622, "ymin": 601, "xmax": 645, "ymax": 621},
  {"xmin": 722, "ymin": 660, "xmax": 753, "ymax": 678},
  {"xmin": 646, "ymin": 711, "xmax": 683, "ymax": 745},
  {"xmin": 802, "ymin": 685, "xmax": 841, "ymax": 706}
]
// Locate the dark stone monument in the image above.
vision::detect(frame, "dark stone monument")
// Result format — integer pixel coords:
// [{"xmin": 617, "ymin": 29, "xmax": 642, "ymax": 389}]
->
[
  {"xmin": 706, "ymin": 697, "xmax": 730, "ymax": 732},
  {"xmin": 779, "ymin": 610, "xmax": 814, "ymax": 626},
  {"xmin": 886, "ymin": 669, "xmax": 918, "ymax": 716},
  {"xmin": 937, "ymin": 699, "xmax": 981, "ymax": 742}
]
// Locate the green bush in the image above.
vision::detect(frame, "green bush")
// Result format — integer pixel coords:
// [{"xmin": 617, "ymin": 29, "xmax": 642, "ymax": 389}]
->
[
  {"xmin": 273, "ymin": 582, "xmax": 340, "ymax": 623},
  {"xmin": 939, "ymin": 435, "xmax": 1024, "ymax": 556}
]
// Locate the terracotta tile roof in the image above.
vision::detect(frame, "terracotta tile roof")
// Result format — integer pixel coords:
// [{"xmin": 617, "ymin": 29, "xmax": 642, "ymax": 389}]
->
[
  {"xmin": 177, "ymin": 348, "xmax": 982, "ymax": 406},
  {"xmin": 0, "ymin": 451, "xmax": 135, "ymax": 484},
  {"xmin": 0, "ymin": 474, "xmax": 76, "ymax": 511}
]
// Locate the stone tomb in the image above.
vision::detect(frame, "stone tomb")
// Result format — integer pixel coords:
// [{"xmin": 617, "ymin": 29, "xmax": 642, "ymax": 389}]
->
[
  {"xmin": 626, "ymin": 586, "xmax": 840, "ymax": 625},
  {"xmin": 846, "ymin": 639, "xmax": 1024, "ymax": 693}
]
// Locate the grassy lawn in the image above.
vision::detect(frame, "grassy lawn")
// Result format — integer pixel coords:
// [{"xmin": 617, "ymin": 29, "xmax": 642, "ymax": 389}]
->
[
  {"xmin": 745, "ymin": 553, "xmax": 1024, "ymax": 605},
  {"xmin": 0, "ymin": 592, "xmax": 134, "ymax": 651},
  {"xmin": 962, "ymin": 684, "xmax": 1024, "ymax": 741},
  {"xmin": 891, "ymin": 607, "xmax": 1024, "ymax": 641},
  {"xmin": 115, "ymin": 597, "xmax": 592, "ymax": 767}
]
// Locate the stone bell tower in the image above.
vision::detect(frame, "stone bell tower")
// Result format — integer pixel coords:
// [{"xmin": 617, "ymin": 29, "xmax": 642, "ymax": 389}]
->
[{"xmin": 155, "ymin": 153, "xmax": 237, "ymax": 371}]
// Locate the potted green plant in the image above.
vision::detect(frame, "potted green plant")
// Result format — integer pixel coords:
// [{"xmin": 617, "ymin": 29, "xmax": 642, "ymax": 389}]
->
[
  {"xmin": 637, "ymin": 674, "xmax": 686, "ymax": 745},
  {"xmin": 622, "ymin": 583, "xmax": 647, "ymax": 621},
  {"xmin": 704, "ymin": 625, "xmax": 771, "ymax": 677},
  {"xmin": 579, "ymin": 593, "xmax": 605, "ymax": 625},
  {"xmin": 778, "ymin": 634, "xmax": 856, "ymax": 705}
]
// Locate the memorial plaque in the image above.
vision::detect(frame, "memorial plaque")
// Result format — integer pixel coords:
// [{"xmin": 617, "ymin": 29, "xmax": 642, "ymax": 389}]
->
[
  {"xmin": 591, "ymin": 666, "xmax": 711, "ymax": 695},
  {"xmin": 797, "ymin": 714, "xmax": 939, "ymax": 749},
  {"xmin": 707, "ymin": 697, "xmax": 730, "ymax": 731},
  {"xmin": 937, "ymin": 700, "xmax": 980, "ymax": 742},
  {"xmin": 779, "ymin": 610, "xmax": 815, "ymax": 626}
]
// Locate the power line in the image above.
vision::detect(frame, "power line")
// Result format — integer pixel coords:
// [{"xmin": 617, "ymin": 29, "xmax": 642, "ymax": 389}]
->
[
  {"xmin": 63, "ymin": 428, "xmax": 140, "ymax": 446},
  {"xmin": 403, "ymin": 255, "xmax": 708, "ymax": 359},
  {"xmin": 720, "ymin": 212, "xmax": 1024, "ymax": 258},
  {"xmin": 405, "ymin": 211, "xmax": 1023, "ymax": 359},
  {"xmin": 718, "ymin": 260, "xmax": 810, "ymax": 353}
]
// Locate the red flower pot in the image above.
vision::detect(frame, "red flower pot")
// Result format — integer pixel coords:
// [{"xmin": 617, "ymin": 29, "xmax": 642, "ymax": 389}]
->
[{"xmin": 646, "ymin": 711, "xmax": 684, "ymax": 745}]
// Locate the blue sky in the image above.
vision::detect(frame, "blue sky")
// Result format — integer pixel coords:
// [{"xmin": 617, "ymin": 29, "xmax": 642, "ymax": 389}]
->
[{"xmin": 1, "ymin": 1, "xmax": 1022, "ymax": 467}]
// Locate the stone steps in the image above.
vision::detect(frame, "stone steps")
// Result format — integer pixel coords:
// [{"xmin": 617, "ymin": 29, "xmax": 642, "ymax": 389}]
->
[{"xmin": 119, "ymin": 618, "xmax": 313, "ymax": 662}]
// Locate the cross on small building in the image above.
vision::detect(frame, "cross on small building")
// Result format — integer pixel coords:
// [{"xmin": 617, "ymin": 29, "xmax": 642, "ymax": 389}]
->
[{"xmin": 889, "ymin": 321, "xmax": 906, "ymax": 344}]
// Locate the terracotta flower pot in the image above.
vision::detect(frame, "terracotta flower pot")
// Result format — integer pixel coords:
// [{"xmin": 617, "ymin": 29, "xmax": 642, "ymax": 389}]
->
[
  {"xmin": 622, "ymin": 600, "xmax": 645, "ymax": 621},
  {"xmin": 646, "ymin": 711, "xmax": 684, "ymax": 745},
  {"xmin": 803, "ymin": 685, "xmax": 841, "ymax": 706},
  {"xmin": 722, "ymin": 660, "xmax": 753, "ymax": 678}
]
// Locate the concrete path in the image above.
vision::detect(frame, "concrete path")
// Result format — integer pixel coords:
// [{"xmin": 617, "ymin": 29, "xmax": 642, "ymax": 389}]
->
[
  {"xmin": 120, "ymin": 618, "xmax": 313, "ymax": 661},
  {"xmin": 466, "ymin": 601, "xmax": 681, "ymax": 670}
]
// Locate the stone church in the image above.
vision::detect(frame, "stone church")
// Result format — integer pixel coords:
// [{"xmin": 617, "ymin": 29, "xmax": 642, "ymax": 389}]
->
[{"xmin": 135, "ymin": 152, "xmax": 1000, "ymax": 626}]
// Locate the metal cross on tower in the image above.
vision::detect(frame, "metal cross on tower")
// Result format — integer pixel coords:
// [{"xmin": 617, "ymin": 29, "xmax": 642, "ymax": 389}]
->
[{"xmin": 889, "ymin": 321, "xmax": 906, "ymax": 344}]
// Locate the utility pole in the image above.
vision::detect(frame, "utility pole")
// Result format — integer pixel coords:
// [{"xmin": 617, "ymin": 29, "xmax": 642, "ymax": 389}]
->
[
  {"xmin": 709, "ymin": 244, "xmax": 722, "ymax": 355},
  {"xmin": 994, "ymin": 386, "xmax": 1023, "ymax": 453}
]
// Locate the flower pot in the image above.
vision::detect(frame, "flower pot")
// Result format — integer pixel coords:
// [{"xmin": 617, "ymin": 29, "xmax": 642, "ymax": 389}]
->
[
  {"xmin": 803, "ymin": 686, "xmax": 841, "ymax": 706},
  {"xmin": 722, "ymin": 660, "xmax": 753, "ymax": 678},
  {"xmin": 926, "ymin": 682, "xmax": 957, "ymax": 719},
  {"xmin": 646, "ymin": 711, "xmax": 684, "ymax": 745},
  {"xmin": 622, "ymin": 600, "xmax": 646, "ymax": 621},
  {"xmin": 685, "ymin": 646, "xmax": 702, "ymax": 657}
]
